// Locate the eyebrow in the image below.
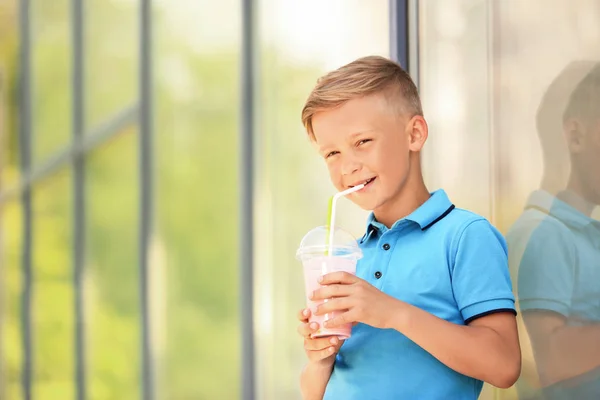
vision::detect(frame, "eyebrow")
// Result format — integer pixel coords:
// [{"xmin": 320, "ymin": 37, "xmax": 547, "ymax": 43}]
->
[
  {"xmin": 317, "ymin": 129, "xmax": 379, "ymax": 154},
  {"xmin": 348, "ymin": 129, "xmax": 377, "ymax": 139},
  {"xmin": 317, "ymin": 145, "xmax": 335, "ymax": 156}
]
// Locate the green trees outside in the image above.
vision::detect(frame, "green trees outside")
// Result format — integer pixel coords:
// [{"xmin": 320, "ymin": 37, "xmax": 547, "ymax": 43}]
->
[{"xmin": 0, "ymin": 1, "xmax": 324, "ymax": 399}]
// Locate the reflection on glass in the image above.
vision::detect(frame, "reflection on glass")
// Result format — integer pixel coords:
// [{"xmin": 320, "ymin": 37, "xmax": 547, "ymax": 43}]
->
[
  {"xmin": 86, "ymin": 0, "xmax": 138, "ymax": 128},
  {"xmin": 419, "ymin": 1, "xmax": 600, "ymax": 399},
  {"xmin": 255, "ymin": 1, "xmax": 388, "ymax": 398},
  {"xmin": 0, "ymin": 201, "xmax": 23, "ymax": 400},
  {"xmin": 32, "ymin": 168, "xmax": 74, "ymax": 398},
  {"xmin": 508, "ymin": 63, "xmax": 600, "ymax": 400},
  {"xmin": 154, "ymin": 2, "xmax": 241, "ymax": 398},
  {"xmin": 31, "ymin": 0, "xmax": 71, "ymax": 164},
  {"xmin": 490, "ymin": 0, "xmax": 600, "ymax": 235},
  {"xmin": 86, "ymin": 129, "xmax": 140, "ymax": 400}
]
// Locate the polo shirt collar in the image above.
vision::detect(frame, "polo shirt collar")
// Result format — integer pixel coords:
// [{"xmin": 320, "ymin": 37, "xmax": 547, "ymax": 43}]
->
[
  {"xmin": 365, "ymin": 189, "xmax": 455, "ymax": 235},
  {"xmin": 525, "ymin": 189, "xmax": 598, "ymax": 230}
]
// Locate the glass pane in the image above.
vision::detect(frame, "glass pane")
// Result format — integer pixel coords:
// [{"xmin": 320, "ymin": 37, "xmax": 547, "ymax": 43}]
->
[
  {"xmin": 86, "ymin": 0, "xmax": 138, "ymax": 128},
  {"xmin": 419, "ymin": 1, "xmax": 600, "ymax": 399},
  {"xmin": 493, "ymin": 3, "xmax": 600, "ymax": 400},
  {"xmin": 491, "ymin": 0, "xmax": 600, "ymax": 231},
  {"xmin": 32, "ymin": 168, "xmax": 74, "ymax": 399},
  {"xmin": 0, "ymin": 201, "xmax": 23, "ymax": 400},
  {"xmin": 254, "ymin": 1, "xmax": 389, "ymax": 398},
  {"xmin": 419, "ymin": 0, "xmax": 493, "ymax": 218},
  {"xmin": 154, "ymin": 2, "xmax": 242, "ymax": 398},
  {"xmin": 31, "ymin": 0, "xmax": 71, "ymax": 164},
  {"xmin": 0, "ymin": 0, "xmax": 20, "ymax": 188},
  {"xmin": 86, "ymin": 128, "xmax": 140, "ymax": 400}
]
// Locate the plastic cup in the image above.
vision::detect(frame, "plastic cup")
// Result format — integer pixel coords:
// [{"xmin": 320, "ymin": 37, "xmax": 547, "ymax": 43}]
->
[{"xmin": 296, "ymin": 226, "xmax": 363, "ymax": 339}]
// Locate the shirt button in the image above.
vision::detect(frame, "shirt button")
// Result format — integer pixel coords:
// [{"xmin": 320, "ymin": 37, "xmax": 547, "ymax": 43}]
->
[
  {"xmin": 374, "ymin": 271, "xmax": 382, "ymax": 279},
  {"xmin": 382, "ymin": 243, "xmax": 390, "ymax": 250}
]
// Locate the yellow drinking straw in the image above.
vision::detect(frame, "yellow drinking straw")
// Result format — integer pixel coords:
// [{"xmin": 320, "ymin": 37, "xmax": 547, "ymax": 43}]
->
[
  {"xmin": 325, "ymin": 196, "xmax": 334, "ymax": 256},
  {"xmin": 326, "ymin": 184, "xmax": 366, "ymax": 256}
]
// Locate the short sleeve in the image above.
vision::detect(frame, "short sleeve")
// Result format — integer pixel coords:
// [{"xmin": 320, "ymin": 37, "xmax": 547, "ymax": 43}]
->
[
  {"xmin": 515, "ymin": 219, "xmax": 576, "ymax": 317},
  {"xmin": 452, "ymin": 219, "xmax": 516, "ymax": 323}
]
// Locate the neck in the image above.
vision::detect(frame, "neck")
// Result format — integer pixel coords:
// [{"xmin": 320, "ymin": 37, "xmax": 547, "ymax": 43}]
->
[
  {"xmin": 564, "ymin": 171, "xmax": 597, "ymax": 215},
  {"xmin": 373, "ymin": 156, "xmax": 430, "ymax": 228},
  {"xmin": 540, "ymin": 171, "xmax": 570, "ymax": 196}
]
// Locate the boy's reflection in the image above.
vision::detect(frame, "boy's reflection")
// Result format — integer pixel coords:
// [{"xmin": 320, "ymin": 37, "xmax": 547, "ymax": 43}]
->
[{"xmin": 508, "ymin": 62, "xmax": 600, "ymax": 400}]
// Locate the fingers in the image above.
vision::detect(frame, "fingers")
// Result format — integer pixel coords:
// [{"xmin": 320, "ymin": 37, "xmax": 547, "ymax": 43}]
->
[
  {"xmin": 297, "ymin": 308, "xmax": 317, "ymax": 339},
  {"xmin": 319, "ymin": 271, "xmax": 357, "ymax": 285},
  {"xmin": 323, "ymin": 311, "xmax": 354, "ymax": 329},
  {"xmin": 297, "ymin": 321, "xmax": 320, "ymax": 338},
  {"xmin": 315, "ymin": 297, "xmax": 351, "ymax": 316},
  {"xmin": 297, "ymin": 307, "xmax": 348, "ymax": 364},
  {"xmin": 304, "ymin": 336, "xmax": 344, "ymax": 362},
  {"xmin": 297, "ymin": 308, "xmax": 311, "ymax": 323},
  {"xmin": 304, "ymin": 336, "xmax": 340, "ymax": 351},
  {"xmin": 310, "ymin": 284, "xmax": 352, "ymax": 301},
  {"xmin": 307, "ymin": 346, "xmax": 337, "ymax": 362}
]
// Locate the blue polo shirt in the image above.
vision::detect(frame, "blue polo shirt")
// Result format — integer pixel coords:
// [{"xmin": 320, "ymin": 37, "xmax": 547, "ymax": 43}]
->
[
  {"xmin": 507, "ymin": 190, "xmax": 600, "ymax": 400},
  {"xmin": 323, "ymin": 189, "xmax": 516, "ymax": 400}
]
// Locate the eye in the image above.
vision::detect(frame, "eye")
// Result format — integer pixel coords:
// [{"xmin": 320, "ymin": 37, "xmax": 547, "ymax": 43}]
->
[
  {"xmin": 357, "ymin": 139, "xmax": 372, "ymax": 146},
  {"xmin": 325, "ymin": 150, "xmax": 339, "ymax": 159}
]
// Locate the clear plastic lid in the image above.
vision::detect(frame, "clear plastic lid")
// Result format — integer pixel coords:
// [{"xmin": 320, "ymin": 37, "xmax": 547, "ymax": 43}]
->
[{"xmin": 296, "ymin": 226, "xmax": 362, "ymax": 261}]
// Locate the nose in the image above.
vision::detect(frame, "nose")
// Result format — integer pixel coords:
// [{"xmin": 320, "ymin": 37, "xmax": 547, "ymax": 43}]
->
[{"xmin": 340, "ymin": 154, "xmax": 361, "ymax": 176}]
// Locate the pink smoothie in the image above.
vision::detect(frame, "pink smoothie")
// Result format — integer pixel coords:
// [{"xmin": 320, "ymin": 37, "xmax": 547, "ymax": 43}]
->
[{"xmin": 302, "ymin": 255, "xmax": 357, "ymax": 339}]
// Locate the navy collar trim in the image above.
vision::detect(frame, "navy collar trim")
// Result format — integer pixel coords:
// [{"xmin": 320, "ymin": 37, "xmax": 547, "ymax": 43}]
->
[
  {"xmin": 422, "ymin": 204, "xmax": 455, "ymax": 230},
  {"xmin": 359, "ymin": 204, "xmax": 456, "ymax": 244}
]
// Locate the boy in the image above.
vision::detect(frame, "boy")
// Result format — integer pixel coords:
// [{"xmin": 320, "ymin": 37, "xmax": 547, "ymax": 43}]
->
[{"xmin": 296, "ymin": 56, "xmax": 521, "ymax": 399}]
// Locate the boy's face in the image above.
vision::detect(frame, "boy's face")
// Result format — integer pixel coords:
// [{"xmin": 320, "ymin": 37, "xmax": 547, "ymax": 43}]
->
[
  {"xmin": 312, "ymin": 94, "xmax": 426, "ymax": 211},
  {"xmin": 568, "ymin": 117, "xmax": 600, "ymax": 204}
]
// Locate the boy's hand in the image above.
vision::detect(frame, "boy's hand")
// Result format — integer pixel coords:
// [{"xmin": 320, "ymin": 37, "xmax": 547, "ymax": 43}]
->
[
  {"xmin": 297, "ymin": 308, "xmax": 344, "ymax": 366},
  {"xmin": 311, "ymin": 271, "xmax": 401, "ymax": 330}
]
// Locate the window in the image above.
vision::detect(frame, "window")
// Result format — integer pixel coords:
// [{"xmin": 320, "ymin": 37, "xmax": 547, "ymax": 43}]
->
[{"xmin": 419, "ymin": 1, "xmax": 600, "ymax": 399}]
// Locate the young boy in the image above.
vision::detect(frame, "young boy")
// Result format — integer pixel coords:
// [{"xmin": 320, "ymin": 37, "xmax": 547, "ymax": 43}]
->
[{"xmin": 296, "ymin": 56, "xmax": 521, "ymax": 399}]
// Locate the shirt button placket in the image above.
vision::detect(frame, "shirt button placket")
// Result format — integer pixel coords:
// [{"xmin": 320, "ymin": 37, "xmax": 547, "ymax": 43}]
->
[{"xmin": 374, "ymin": 234, "xmax": 393, "ymax": 287}]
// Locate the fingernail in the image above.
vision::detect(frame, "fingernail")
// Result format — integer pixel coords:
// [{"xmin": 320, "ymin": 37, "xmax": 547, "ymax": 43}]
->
[
  {"xmin": 310, "ymin": 322, "xmax": 318, "ymax": 330},
  {"xmin": 328, "ymin": 347, "xmax": 335, "ymax": 353},
  {"xmin": 302, "ymin": 309, "xmax": 309, "ymax": 317},
  {"xmin": 324, "ymin": 320, "xmax": 330, "ymax": 327},
  {"xmin": 317, "ymin": 276, "xmax": 323, "ymax": 283},
  {"xmin": 309, "ymin": 291, "xmax": 315, "ymax": 300},
  {"xmin": 329, "ymin": 337, "xmax": 337, "ymax": 345}
]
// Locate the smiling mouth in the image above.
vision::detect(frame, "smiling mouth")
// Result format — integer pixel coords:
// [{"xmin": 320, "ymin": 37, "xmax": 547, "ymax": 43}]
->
[{"xmin": 350, "ymin": 177, "xmax": 376, "ymax": 189}]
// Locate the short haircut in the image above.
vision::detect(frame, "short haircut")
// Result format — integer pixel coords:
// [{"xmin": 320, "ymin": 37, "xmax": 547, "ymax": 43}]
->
[
  {"xmin": 301, "ymin": 55, "xmax": 422, "ymax": 139},
  {"xmin": 563, "ymin": 62, "xmax": 600, "ymax": 127}
]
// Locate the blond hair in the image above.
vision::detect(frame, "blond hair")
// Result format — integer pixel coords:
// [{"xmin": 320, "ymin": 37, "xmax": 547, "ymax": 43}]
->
[{"xmin": 301, "ymin": 55, "xmax": 423, "ymax": 138}]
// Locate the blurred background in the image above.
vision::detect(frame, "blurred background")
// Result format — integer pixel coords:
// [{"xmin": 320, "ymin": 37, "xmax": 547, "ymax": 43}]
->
[{"xmin": 0, "ymin": 0, "xmax": 599, "ymax": 399}]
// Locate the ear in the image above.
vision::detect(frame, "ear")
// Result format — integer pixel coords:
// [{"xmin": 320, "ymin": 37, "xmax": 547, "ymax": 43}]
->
[
  {"xmin": 406, "ymin": 115, "xmax": 428, "ymax": 152},
  {"xmin": 563, "ymin": 118, "xmax": 585, "ymax": 154}
]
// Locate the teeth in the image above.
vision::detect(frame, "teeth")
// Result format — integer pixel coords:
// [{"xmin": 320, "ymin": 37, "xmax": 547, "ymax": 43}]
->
[{"xmin": 350, "ymin": 178, "xmax": 374, "ymax": 188}]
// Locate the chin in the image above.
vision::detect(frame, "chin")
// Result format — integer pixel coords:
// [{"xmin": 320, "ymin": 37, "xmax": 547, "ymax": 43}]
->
[
  {"xmin": 590, "ymin": 191, "xmax": 600, "ymax": 206},
  {"xmin": 354, "ymin": 202, "xmax": 374, "ymax": 211},
  {"xmin": 349, "ymin": 197, "xmax": 382, "ymax": 212},
  {"xmin": 581, "ymin": 182, "xmax": 600, "ymax": 206}
]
